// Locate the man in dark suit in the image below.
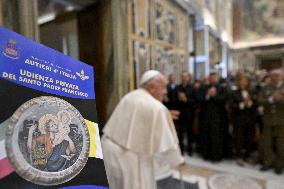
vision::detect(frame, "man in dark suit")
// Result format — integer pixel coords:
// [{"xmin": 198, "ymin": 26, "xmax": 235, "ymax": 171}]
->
[
  {"xmin": 164, "ymin": 74, "xmax": 178, "ymax": 110},
  {"xmin": 176, "ymin": 72, "xmax": 197, "ymax": 155},
  {"xmin": 198, "ymin": 72, "xmax": 229, "ymax": 161}
]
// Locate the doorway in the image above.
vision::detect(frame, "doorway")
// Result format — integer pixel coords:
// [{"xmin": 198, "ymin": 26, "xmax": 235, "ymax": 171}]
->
[
  {"xmin": 37, "ymin": 0, "xmax": 110, "ymax": 125},
  {"xmin": 260, "ymin": 57, "xmax": 283, "ymax": 71}
]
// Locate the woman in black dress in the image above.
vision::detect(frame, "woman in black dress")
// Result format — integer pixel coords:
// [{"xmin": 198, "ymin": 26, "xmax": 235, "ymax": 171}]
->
[{"xmin": 230, "ymin": 76, "xmax": 257, "ymax": 165}]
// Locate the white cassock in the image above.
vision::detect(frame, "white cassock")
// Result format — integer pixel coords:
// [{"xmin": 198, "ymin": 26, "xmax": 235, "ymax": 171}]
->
[{"xmin": 102, "ymin": 88, "xmax": 183, "ymax": 189}]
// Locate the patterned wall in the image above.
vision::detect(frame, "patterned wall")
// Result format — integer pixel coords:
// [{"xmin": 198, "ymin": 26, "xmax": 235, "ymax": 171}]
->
[{"xmin": 129, "ymin": 0, "xmax": 189, "ymax": 88}]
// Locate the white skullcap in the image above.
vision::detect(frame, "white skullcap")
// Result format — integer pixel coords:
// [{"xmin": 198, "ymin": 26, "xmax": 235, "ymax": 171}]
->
[{"xmin": 140, "ymin": 70, "xmax": 161, "ymax": 86}]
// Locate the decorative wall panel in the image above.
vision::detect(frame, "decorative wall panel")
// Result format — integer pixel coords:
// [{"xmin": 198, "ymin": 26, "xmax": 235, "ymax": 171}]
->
[
  {"xmin": 133, "ymin": 41, "xmax": 150, "ymax": 86},
  {"xmin": 128, "ymin": 0, "xmax": 190, "ymax": 88},
  {"xmin": 155, "ymin": 0, "xmax": 176, "ymax": 44},
  {"xmin": 153, "ymin": 47, "xmax": 174, "ymax": 75},
  {"xmin": 131, "ymin": 0, "xmax": 150, "ymax": 38}
]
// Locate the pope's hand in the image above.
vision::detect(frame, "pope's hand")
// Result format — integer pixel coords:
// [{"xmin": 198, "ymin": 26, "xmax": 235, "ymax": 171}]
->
[{"xmin": 170, "ymin": 110, "xmax": 180, "ymax": 120}]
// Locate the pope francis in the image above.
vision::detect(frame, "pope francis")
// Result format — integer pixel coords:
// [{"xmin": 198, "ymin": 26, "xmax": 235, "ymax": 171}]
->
[{"xmin": 102, "ymin": 70, "xmax": 184, "ymax": 189}]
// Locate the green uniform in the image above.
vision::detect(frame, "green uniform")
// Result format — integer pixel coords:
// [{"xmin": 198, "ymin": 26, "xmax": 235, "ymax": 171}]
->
[{"xmin": 258, "ymin": 82, "xmax": 284, "ymax": 170}]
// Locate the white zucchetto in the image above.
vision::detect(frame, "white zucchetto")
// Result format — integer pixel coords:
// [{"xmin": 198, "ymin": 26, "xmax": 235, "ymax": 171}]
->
[{"xmin": 140, "ymin": 70, "xmax": 161, "ymax": 86}]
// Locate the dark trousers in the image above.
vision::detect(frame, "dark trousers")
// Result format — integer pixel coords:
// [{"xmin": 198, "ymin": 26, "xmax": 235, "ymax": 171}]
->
[
  {"xmin": 261, "ymin": 123, "xmax": 284, "ymax": 169},
  {"xmin": 199, "ymin": 121, "xmax": 225, "ymax": 161},
  {"xmin": 177, "ymin": 111, "xmax": 195, "ymax": 154},
  {"xmin": 233, "ymin": 120, "xmax": 255, "ymax": 159}
]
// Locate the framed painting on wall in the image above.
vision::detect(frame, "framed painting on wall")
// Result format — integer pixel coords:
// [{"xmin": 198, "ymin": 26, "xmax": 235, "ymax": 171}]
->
[
  {"xmin": 154, "ymin": 0, "xmax": 176, "ymax": 44},
  {"xmin": 131, "ymin": 0, "xmax": 151, "ymax": 38},
  {"xmin": 177, "ymin": 54, "xmax": 189, "ymax": 81},
  {"xmin": 153, "ymin": 46, "xmax": 164, "ymax": 71},
  {"xmin": 133, "ymin": 40, "xmax": 151, "ymax": 87},
  {"xmin": 177, "ymin": 14, "xmax": 188, "ymax": 49},
  {"xmin": 196, "ymin": 62, "xmax": 206, "ymax": 80},
  {"xmin": 153, "ymin": 46, "xmax": 177, "ymax": 77},
  {"xmin": 163, "ymin": 50, "xmax": 177, "ymax": 78},
  {"xmin": 209, "ymin": 34, "xmax": 221, "ymax": 66},
  {"xmin": 180, "ymin": 54, "xmax": 188, "ymax": 72},
  {"xmin": 196, "ymin": 30, "xmax": 205, "ymax": 56},
  {"xmin": 239, "ymin": 0, "xmax": 284, "ymax": 42}
]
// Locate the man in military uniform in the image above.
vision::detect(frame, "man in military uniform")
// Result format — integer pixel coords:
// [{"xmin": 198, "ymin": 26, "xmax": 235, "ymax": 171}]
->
[{"xmin": 258, "ymin": 69, "xmax": 284, "ymax": 174}]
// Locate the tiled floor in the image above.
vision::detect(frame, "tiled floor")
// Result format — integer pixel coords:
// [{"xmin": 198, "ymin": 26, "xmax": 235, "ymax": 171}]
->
[{"xmin": 173, "ymin": 156, "xmax": 284, "ymax": 189}]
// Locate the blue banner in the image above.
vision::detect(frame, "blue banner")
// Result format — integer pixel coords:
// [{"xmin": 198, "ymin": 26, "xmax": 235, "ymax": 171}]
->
[{"xmin": 0, "ymin": 26, "xmax": 95, "ymax": 99}]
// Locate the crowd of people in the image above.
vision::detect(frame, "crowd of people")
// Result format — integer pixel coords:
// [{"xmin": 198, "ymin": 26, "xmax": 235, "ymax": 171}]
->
[
  {"xmin": 102, "ymin": 69, "xmax": 284, "ymax": 189},
  {"xmin": 163, "ymin": 69, "xmax": 284, "ymax": 175}
]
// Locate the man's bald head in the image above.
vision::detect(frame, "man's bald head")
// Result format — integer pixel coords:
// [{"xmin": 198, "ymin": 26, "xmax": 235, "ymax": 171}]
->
[{"xmin": 140, "ymin": 71, "xmax": 167, "ymax": 102}]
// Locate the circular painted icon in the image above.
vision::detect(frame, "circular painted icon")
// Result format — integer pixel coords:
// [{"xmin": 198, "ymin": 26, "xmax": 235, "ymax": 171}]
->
[{"xmin": 5, "ymin": 96, "xmax": 90, "ymax": 185}]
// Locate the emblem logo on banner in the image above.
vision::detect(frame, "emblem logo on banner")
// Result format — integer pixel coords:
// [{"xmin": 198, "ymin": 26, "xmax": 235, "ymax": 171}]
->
[
  {"xmin": 2, "ymin": 39, "xmax": 20, "ymax": 59},
  {"xmin": 5, "ymin": 96, "xmax": 90, "ymax": 185},
  {"xmin": 76, "ymin": 69, "xmax": 89, "ymax": 81}
]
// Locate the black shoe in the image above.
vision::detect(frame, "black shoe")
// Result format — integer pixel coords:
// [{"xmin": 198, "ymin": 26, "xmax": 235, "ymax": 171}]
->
[
  {"xmin": 260, "ymin": 165, "xmax": 272, "ymax": 171},
  {"xmin": 236, "ymin": 159, "xmax": 245, "ymax": 166},
  {"xmin": 274, "ymin": 167, "xmax": 283, "ymax": 175},
  {"xmin": 187, "ymin": 150, "xmax": 193, "ymax": 156}
]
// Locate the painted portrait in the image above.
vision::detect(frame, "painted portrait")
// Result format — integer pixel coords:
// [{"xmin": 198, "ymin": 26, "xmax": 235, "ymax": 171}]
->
[
  {"xmin": 131, "ymin": 0, "xmax": 150, "ymax": 38},
  {"xmin": 133, "ymin": 41, "xmax": 150, "ymax": 87},
  {"xmin": 6, "ymin": 96, "xmax": 89, "ymax": 185},
  {"xmin": 155, "ymin": 1, "xmax": 176, "ymax": 44}
]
